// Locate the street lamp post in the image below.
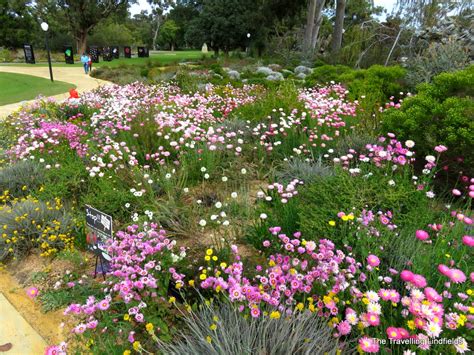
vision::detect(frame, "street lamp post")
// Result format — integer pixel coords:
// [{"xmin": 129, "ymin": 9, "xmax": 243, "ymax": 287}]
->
[
  {"xmin": 246, "ymin": 33, "xmax": 251, "ymax": 55},
  {"xmin": 41, "ymin": 22, "xmax": 54, "ymax": 82}
]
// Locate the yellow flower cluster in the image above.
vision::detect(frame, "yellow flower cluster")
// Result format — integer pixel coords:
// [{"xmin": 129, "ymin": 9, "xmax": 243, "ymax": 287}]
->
[{"xmin": 1, "ymin": 196, "xmax": 76, "ymax": 259}]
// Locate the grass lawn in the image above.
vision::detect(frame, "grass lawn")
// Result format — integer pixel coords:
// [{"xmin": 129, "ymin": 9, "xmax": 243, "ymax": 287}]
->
[
  {"xmin": 0, "ymin": 72, "xmax": 75, "ymax": 105},
  {"xmin": 0, "ymin": 51, "xmax": 207, "ymax": 68}
]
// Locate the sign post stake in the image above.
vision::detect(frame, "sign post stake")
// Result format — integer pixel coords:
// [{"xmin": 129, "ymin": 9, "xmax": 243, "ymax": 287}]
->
[{"xmin": 85, "ymin": 205, "xmax": 113, "ymax": 279}]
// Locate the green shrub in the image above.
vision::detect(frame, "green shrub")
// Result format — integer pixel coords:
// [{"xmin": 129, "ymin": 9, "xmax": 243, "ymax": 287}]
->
[
  {"xmin": 297, "ymin": 168, "xmax": 431, "ymax": 241},
  {"xmin": 305, "ymin": 65, "xmax": 352, "ymax": 87},
  {"xmin": 382, "ymin": 66, "xmax": 474, "ymax": 175},
  {"xmin": 305, "ymin": 64, "xmax": 407, "ymax": 102}
]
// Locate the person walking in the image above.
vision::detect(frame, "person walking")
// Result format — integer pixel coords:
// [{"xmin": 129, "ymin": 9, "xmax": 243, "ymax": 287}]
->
[
  {"xmin": 88, "ymin": 54, "xmax": 92, "ymax": 73},
  {"xmin": 80, "ymin": 52, "xmax": 89, "ymax": 74}
]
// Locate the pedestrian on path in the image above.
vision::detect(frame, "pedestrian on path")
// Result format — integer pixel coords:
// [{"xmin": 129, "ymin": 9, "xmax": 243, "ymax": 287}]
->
[
  {"xmin": 88, "ymin": 54, "xmax": 92, "ymax": 73},
  {"xmin": 80, "ymin": 52, "xmax": 89, "ymax": 74}
]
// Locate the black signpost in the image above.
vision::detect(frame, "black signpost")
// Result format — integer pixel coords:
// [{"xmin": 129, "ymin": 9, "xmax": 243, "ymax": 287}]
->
[
  {"xmin": 85, "ymin": 205, "xmax": 113, "ymax": 279},
  {"xmin": 64, "ymin": 46, "xmax": 74, "ymax": 64},
  {"xmin": 112, "ymin": 46, "xmax": 120, "ymax": 59},
  {"xmin": 124, "ymin": 46, "xmax": 131, "ymax": 58},
  {"xmin": 102, "ymin": 46, "xmax": 113, "ymax": 61},
  {"xmin": 89, "ymin": 46, "xmax": 100, "ymax": 63},
  {"xmin": 137, "ymin": 46, "xmax": 149, "ymax": 58},
  {"xmin": 23, "ymin": 44, "xmax": 35, "ymax": 64}
]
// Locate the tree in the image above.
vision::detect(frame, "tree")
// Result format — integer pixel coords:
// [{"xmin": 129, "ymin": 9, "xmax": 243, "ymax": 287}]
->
[
  {"xmin": 88, "ymin": 20, "xmax": 136, "ymax": 46},
  {"xmin": 158, "ymin": 19, "xmax": 179, "ymax": 50},
  {"xmin": 57, "ymin": 0, "xmax": 130, "ymax": 54},
  {"xmin": 147, "ymin": 0, "xmax": 173, "ymax": 50},
  {"xmin": 128, "ymin": 11, "xmax": 154, "ymax": 47},
  {"xmin": 0, "ymin": 0, "xmax": 35, "ymax": 48},
  {"xmin": 394, "ymin": 0, "xmax": 473, "ymax": 26},
  {"xmin": 167, "ymin": 0, "xmax": 200, "ymax": 48},
  {"xmin": 331, "ymin": 0, "xmax": 346, "ymax": 53},
  {"xmin": 186, "ymin": 0, "xmax": 259, "ymax": 55}
]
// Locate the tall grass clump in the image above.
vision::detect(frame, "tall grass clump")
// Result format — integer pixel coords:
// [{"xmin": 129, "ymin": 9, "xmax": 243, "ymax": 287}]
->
[{"xmin": 158, "ymin": 301, "xmax": 341, "ymax": 355}]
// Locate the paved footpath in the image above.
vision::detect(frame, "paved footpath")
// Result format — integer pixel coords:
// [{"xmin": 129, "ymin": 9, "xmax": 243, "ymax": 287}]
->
[
  {"xmin": 0, "ymin": 293, "xmax": 47, "ymax": 354},
  {"xmin": 0, "ymin": 271, "xmax": 66, "ymax": 354},
  {"xmin": 0, "ymin": 66, "xmax": 109, "ymax": 119}
]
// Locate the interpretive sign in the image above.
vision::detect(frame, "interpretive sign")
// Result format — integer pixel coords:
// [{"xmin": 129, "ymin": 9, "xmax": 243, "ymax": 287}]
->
[
  {"xmin": 64, "ymin": 46, "xmax": 74, "ymax": 64},
  {"xmin": 85, "ymin": 205, "xmax": 113, "ymax": 278},
  {"xmin": 137, "ymin": 46, "xmax": 149, "ymax": 57},
  {"xmin": 102, "ymin": 46, "xmax": 112, "ymax": 61},
  {"xmin": 89, "ymin": 46, "xmax": 100, "ymax": 63},
  {"xmin": 23, "ymin": 44, "xmax": 35, "ymax": 64}
]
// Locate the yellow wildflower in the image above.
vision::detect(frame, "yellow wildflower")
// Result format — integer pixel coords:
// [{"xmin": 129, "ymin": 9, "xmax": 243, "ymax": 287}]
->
[
  {"xmin": 270, "ymin": 311, "xmax": 281, "ymax": 319},
  {"xmin": 132, "ymin": 341, "xmax": 140, "ymax": 351},
  {"xmin": 146, "ymin": 323, "xmax": 154, "ymax": 333}
]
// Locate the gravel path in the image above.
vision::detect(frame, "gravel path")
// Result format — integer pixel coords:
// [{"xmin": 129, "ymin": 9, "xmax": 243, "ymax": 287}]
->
[{"xmin": 0, "ymin": 66, "xmax": 109, "ymax": 118}]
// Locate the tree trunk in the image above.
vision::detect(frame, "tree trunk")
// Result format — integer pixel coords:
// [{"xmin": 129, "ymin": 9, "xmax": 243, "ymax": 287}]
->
[
  {"xmin": 77, "ymin": 31, "xmax": 87, "ymax": 55},
  {"xmin": 304, "ymin": 0, "xmax": 318, "ymax": 51},
  {"xmin": 171, "ymin": 43, "xmax": 175, "ymax": 51},
  {"xmin": 310, "ymin": 0, "xmax": 325, "ymax": 50},
  {"xmin": 331, "ymin": 0, "xmax": 346, "ymax": 53},
  {"xmin": 385, "ymin": 28, "xmax": 403, "ymax": 66},
  {"xmin": 152, "ymin": 14, "xmax": 163, "ymax": 50}
]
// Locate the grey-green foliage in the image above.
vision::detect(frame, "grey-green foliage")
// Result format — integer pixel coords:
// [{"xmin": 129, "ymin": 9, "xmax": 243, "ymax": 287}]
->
[
  {"xmin": 0, "ymin": 199, "xmax": 75, "ymax": 262},
  {"xmin": 157, "ymin": 301, "xmax": 340, "ymax": 355},
  {"xmin": 0, "ymin": 160, "xmax": 45, "ymax": 197},
  {"xmin": 406, "ymin": 40, "xmax": 470, "ymax": 88},
  {"xmin": 275, "ymin": 157, "xmax": 334, "ymax": 184},
  {"xmin": 221, "ymin": 119, "xmax": 253, "ymax": 139},
  {"xmin": 334, "ymin": 131, "xmax": 378, "ymax": 157}
]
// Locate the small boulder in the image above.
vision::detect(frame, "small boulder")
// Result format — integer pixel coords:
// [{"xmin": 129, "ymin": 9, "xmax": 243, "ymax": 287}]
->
[
  {"xmin": 268, "ymin": 63, "xmax": 282, "ymax": 72},
  {"xmin": 294, "ymin": 65, "xmax": 313, "ymax": 75},
  {"xmin": 227, "ymin": 70, "xmax": 241, "ymax": 80},
  {"xmin": 296, "ymin": 72, "xmax": 307, "ymax": 80},
  {"xmin": 256, "ymin": 66, "xmax": 273, "ymax": 76},
  {"xmin": 266, "ymin": 72, "xmax": 284, "ymax": 81}
]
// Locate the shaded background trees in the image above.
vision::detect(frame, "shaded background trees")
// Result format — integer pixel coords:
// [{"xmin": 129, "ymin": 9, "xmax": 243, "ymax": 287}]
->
[{"xmin": 0, "ymin": 0, "xmax": 472, "ymax": 68}]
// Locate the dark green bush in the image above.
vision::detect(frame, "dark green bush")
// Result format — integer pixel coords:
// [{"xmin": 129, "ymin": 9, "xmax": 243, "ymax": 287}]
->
[
  {"xmin": 305, "ymin": 64, "xmax": 407, "ymax": 103},
  {"xmin": 305, "ymin": 65, "xmax": 352, "ymax": 87},
  {"xmin": 382, "ymin": 66, "xmax": 474, "ymax": 175}
]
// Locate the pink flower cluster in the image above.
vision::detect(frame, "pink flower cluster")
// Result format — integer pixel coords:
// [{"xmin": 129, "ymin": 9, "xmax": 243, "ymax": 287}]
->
[
  {"xmin": 266, "ymin": 179, "xmax": 304, "ymax": 203},
  {"xmin": 11, "ymin": 121, "xmax": 88, "ymax": 159},
  {"xmin": 200, "ymin": 227, "xmax": 363, "ymax": 318},
  {"xmin": 64, "ymin": 222, "xmax": 184, "ymax": 333}
]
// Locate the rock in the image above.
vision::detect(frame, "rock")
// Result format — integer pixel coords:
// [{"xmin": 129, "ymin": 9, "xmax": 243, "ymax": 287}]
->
[
  {"xmin": 266, "ymin": 72, "xmax": 284, "ymax": 81},
  {"xmin": 227, "ymin": 70, "xmax": 240, "ymax": 80},
  {"xmin": 242, "ymin": 79, "xmax": 248, "ymax": 83},
  {"xmin": 268, "ymin": 64, "xmax": 282, "ymax": 72},
  {"xmin": 294, "ymin": 65, "xmax": 313, "ymax": 75},
  {"xmin": 256, "ymin": 66, "xmax": 273, "ymax": 76},
  {"xmin": 296, "ymin": 72, "xmax": 307, "ymax": 80}
]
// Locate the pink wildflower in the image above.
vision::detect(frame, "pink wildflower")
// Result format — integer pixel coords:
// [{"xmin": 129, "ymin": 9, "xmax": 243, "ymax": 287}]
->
[
  {"xmin": 415, "ymin": 230, "xmax": 429, "ymax": 241},
  {"xmin": 367, "ymin": 254, "xmax": 380, "ymax": 267}
]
